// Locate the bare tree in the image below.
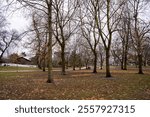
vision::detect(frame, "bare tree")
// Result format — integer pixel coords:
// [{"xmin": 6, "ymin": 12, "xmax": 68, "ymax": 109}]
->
[
  {"xmin": 143, "ymin": 42, "xmax": 150, "ymax": 66},
  {"xmin": 80, "ymin": 20, "xmax": 100, "ymax": 73},
  {"xmin": 68, "ymin": 38, "xmax": 78, "ymax": 70},
  {"xmin": 79, "ymin": 0, "xmax": 100, "ymax": 73},
  {"xmin": 0, "ymin": 5, "xmax": 7, "ymax": 63},
  {"xmin": 53, "ymin": 0, "xmax": 78, "ymax": 75},
  {"xmin": 92, "ymin": 0, "xmax": 125, "ymax": 77},
  {"xmin": 117, "ymin": 1, "xmax": 131, "ymax": 70},
  {"xmin": 0, "ymin": 30, "xmax": 20, "ymax": 62},
  {"xmin": 129, "ymin": 0, "xmax": 150, "ymax": 74},
  {"xmin": 31, "ymin": 12, "xmax": 43, "ymax": 69},
  {"xmin": 9, "ymin": 0, "xmax": 55, "ymax": 83},
  {"xmin": 98, "ymin": 44, "xmax": 105, "ymax": 70}
]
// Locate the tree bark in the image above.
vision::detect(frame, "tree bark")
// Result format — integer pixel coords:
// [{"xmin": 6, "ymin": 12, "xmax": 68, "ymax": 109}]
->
[
  {"xmin": 100, "ymin": 53, "xmax": 103, "ymax": 70},
  {"xmin": 47, "ymin": 0, "xmax": 54, "ymax": 83},
  {"xmin": 85, "ymin": 61, "xmax": 88, "ymax": 69},
  {"xmin": 106, "ymin": 49, "xmax": 111, "ymax": 77},
  {"xmin": 123, "ymin": 50, "xmax": 128, "ymax": 70},
  {"xmin": 93, "ymin": 52, "xmax": 97, "ymax": 73},
  {"xmin": 138, "ymin": 54, "xmax": 143, "ymax": 74},
  {"xmin": 121, "ymin": 44, "xmax": 125, "ymax": 70},
  {"xmin": 42, "ymin": 58, "xmax": 46, "ymax": 72},
  {"xmin": 121, "ymin": 62, "xmax": 124, "ymax": 70},
  {"xmin": 66, "ymin": 57, "xmax": 68, "ymax": 69},
  {"xmin": 0, "ymin": 51, "xmax": 5, "ymax": 61},
  {"xmin": 37, "ymin": 56, "xmax": 42, "ymax": 69},
  {"xmin": 61, "ymin": 45, "xmax": 66, "ymax": 75},
  {"xmin": 73, "ymin": 51, "xmax": 76, "ymax": 70},
  {"xmin": 123, "ymin": 19, "xmax": 130, "ymax": 70},
  {"xmin": 73, "ymin": 65, "xmax": 75, "ymax": 70},
  {"xmin": 72, "ymin": 59, "xmax": 75, "ymax": 71}
]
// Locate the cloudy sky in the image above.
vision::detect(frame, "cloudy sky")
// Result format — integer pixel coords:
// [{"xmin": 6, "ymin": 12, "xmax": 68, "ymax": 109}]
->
[
  {"xmin": 6, "ymin": 5, "xmax": 30, "ymax": 32},
  {"xmin": 7, "ymin": 13, "xmax": 29, "ymax": 32},
  {"xmin": 6, "ymin": 10, "xmax": 31, "ymax": 57},
  {"xmin": 4, "ymin": 1, "xmax": 150, "ymax": 58}
]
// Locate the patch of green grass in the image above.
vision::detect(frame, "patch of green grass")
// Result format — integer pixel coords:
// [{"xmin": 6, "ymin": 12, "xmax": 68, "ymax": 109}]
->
[
  {"xmin": 0, "ymin": 66, "xmax": 38, "ymax": 71},
  {"xmin": 0, "ymin": 72, "xmax": 18, "ymax": 77},
  {"xmin": 0, "ymin": 72, "xmax": 31, "ymax": 81}
]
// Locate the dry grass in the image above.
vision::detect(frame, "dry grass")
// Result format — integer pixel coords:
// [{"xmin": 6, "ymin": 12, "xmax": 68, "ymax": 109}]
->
[
  {"xmin": 0, "ymin": 67, "xmax": 150, "ymax": 100},
  {"xmin": 0, "ymin": 66, "xmax": 38, "ymax": 71}
]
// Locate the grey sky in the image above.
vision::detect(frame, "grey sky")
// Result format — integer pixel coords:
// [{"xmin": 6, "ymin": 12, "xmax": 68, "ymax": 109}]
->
[
  {"xmin": 7, "ymin": 10, "xmax": 29, "ymax": 32},
  {"xmin": 6, "ymin": 11, "xmax": 31, "ymax": 58},
  {"xmin": 4, "ymin": 0, "xmax": 150, "ymax": 58}
]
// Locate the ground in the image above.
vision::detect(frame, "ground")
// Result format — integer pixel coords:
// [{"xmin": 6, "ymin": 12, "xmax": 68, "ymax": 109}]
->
[{"xmin": 0, "ymin": 66, "xmax": 150, "ymax": 100}]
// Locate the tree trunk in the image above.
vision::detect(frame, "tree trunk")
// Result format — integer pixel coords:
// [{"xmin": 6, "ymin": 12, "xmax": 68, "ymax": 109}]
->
[
  {"xmin": 0, "ymin": 51, "xmax": 5, "ymax": 62},
  {"xmin": 100, "ymin": 62, "xmax": 103, "ymax": 70},
  {"xmin": 123, "ymin": 52, "xmax": 127, "ymax": 70},
  {"xmin": 73, "ymin": 63, "xmax": 76, "ymax": 70},
  {"xmin": 106, "ymin": 49, "xmax": 111, "ymax": 77},
  {"xmin": 123, "ymin": 35, "xmax": 129, "ymax": 70},
  {"xmin": 0, "ymin": 59, "xmax": 2, "ymax": 64},
  {"xmin": 121, "ymin": 59, "xmax": 124, "ymax": 70},
  {"xmin": 66, "ymin": 58, "xmax": 68, "ymax": 69},
  {"xmin": 61, "ymin": 45, "xmax": 66, "ymax": 75},
  {"xmin": 135, "ymin": 53, "xmax": 138, "ymax": 68},
  {"xmin": 93, "ymin": 52, "xmax": 97, "ymax": 73},
  {"xmin": 100, "ymin": 53, "xmax": 103, "ymax": 70},
  {"xmin": 37, "ymin": 57, "xmax": 42, "ymax": 69},
  {"xmin": 79, "ymin": 66, "xmax": 81, "ymax": 70},
  {"xmin": 143, "ymin": 55, "xmax": 147, "ymax": 67},
  {"xmin": 73, "ymin": 55, "xmax": 76, "ymax": 70},
  {"xmin": 42, "ymin": 58, "xmax": 46, "ymax": 72},
  {"xmin": 47, "ymin": 0, "xmax": 54, "ymax": 83},
  {"xmin": 85, "ymin": 62, "xmax": 88, "ymax": 69},
  {"xmin": 121, "ymin": 45, "xmax": 125, "ymax": 70},
  {"xmin": 100, "ymin": 54, "xmax": 103, "ymax": 69},
  {"xmin": 138, "ymin": 54, "xmax": 144, "ymax": 74},
  {"xmin": 123, "ymin": 21, "xmax": 130, "ymax": 70}
]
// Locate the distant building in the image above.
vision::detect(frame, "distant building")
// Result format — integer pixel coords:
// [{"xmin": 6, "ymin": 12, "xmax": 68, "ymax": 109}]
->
[
  {"xmin": 0, "ymin": 58, "xmax": 9, "ymax": 63},
  {"xmin": 17, "ymin": 57, "xmax": 31, "ymax": 65}
]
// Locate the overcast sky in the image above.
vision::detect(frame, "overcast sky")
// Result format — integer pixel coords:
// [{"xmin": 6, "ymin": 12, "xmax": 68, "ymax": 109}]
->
[
  {"xmin": 6, "ymin": 8, "xmax": 29, "ymax": 32},
  {"xmin": 5, "ymin": 10, "xmax": 31, "ymax": 58},
  {"xmin": 4, "ymin": 1, "xmax": 150, "ymax": 58}
]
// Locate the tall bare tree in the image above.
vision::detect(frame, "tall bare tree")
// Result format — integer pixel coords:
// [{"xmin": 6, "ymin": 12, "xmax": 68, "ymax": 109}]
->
[
  {"xmin": 117, "ymin": 1, "xmax": 131, "ymax": 70},
  {"xmin": 79, "ymin": 0, "xmax": 100, "ymax": 73},
  {"xmin": 53, "ymin": 0, "xmax": 78, "ymax": 75},
  {"xmin": 92, "ymin": 0, "xmax": 125, "ymax": 77},
  {"xmin": 11, "ymin": 0, "xmax": 54, "ymax": 83},
  {"xmin": 80, "ymin": 21, "xmax": 100, "ymax": 73},
  {"xmin": 31, "ymin": 12, "xmax": 43, "ymax": 69},
  {"xmin": 129, "ymin": 0, "xmax": 150, "ymax": 74}
]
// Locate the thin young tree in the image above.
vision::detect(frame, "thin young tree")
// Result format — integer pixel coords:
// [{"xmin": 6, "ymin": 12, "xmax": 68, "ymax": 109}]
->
[{"xmin": 117, "ymin": 1, "xmax": 131, "ymax": 70}]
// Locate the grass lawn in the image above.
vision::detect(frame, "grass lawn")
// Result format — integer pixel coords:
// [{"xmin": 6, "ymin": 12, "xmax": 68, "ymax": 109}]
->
[
  {"xmin": 0, "ymin": 67, "xmax": 150, "ymax": 100},
  {"xmin": 0, "ymin": 66, "xmax": 39, "ymax": 71}
]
